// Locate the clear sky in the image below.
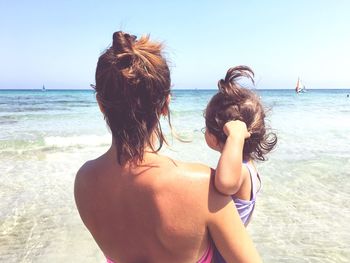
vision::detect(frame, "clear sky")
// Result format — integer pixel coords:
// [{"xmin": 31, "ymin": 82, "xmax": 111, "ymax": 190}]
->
[{"xmin": 0, "ymin": 0, "xmax": 349, "ymax": 89}]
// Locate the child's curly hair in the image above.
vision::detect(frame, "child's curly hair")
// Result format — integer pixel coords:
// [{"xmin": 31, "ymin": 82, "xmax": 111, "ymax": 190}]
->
[{"xmin": 204, "ymin": 66, "xmax": 277, "ymax": 161}]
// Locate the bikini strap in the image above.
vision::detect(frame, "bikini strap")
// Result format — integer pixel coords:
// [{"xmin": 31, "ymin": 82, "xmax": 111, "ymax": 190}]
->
[
  {"xmin": 197, "ymin": 240, "xmax": 214, "ymax": 263},
  {"xmin": 243, "ymin": 162, "xmax": 261, "ymax": 200}
]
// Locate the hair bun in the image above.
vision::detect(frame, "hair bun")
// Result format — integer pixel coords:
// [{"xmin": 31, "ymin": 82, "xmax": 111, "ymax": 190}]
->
[
  {"xmin": 112, "ymin": 31, "xmax": 137, "ymax": 53},
  {"xmin": 218, "ymin": 65, "xmax": 255, "ymax": 97}
]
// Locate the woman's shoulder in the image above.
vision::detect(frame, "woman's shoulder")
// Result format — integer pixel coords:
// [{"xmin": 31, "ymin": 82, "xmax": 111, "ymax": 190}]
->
[
  {"xmin": 74, "ymin": 159, "xmax": 100, "ymax": 227},
  {"xmin": 75, "ymin": 160, "xmax": 94, "ymax": 187},
  {"xmin": 180, "ymin": 161, "xmax": 212, "ymax": 172},
  {"xmin": 168, "ymin": 158, "xmax": 214, "ymax": 183},
  {"xmin": 75, "ymin": 152, "xmax": 110, "ymax": 181},
  {"xmin": 165, "ymin": 159, "xmax": 236, "ymax": 221},
  {"xmin": 75, "ymin": 158, "xmax": 101, "ymax": 185},
  {"xmin": 74, "ymin": 157, "xmax": 107, "ymax": 208},
  {"xmin": 163, "ymin": 158, "xmax": 222, "ymax": 200}
]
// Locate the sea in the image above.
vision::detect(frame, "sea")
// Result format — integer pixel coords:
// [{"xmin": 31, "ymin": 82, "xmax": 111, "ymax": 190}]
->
[{"xmin": 0, "ymin": 89, "xmax": 349, "ymax": 263}]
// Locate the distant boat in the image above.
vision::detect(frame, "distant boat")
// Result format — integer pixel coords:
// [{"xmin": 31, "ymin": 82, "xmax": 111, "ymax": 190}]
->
[
  {"xmin": 295, "ymin": 77, "xmax": 306, "ymax": 93},
  {"xmin": 42, "ymin": 85, "xmax": 46, "ymax": 91}
]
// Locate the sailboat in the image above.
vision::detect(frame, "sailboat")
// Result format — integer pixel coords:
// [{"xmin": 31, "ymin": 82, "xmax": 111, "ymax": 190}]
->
[
  {"xmin": 42, "ymin": 85, "xmax": 46, "ymax": 91},
  {"xmin": 295, "ymin": 77, "xmax": 306, "ymax": 93}
]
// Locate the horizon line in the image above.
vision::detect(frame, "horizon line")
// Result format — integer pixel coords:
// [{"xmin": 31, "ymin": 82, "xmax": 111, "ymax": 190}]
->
[{"xmin": 1, "ymin": 88, "xmax": 350, "ymax": 92}]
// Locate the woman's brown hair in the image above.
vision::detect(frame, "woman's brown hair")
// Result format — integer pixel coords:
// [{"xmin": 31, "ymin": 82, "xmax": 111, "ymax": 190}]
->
[
  {"xmin": 204, "ymin": 66, "xmax": 277, "ymax": 161},
  {"xmin": 94, "ymin": 31, "xmax": 171, "ymax": 164}
]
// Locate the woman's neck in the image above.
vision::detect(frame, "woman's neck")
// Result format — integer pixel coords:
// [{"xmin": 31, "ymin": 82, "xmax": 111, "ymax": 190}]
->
[{"xmin": 107, "ymin": 133, "xmax": 161, "ymax": 165}]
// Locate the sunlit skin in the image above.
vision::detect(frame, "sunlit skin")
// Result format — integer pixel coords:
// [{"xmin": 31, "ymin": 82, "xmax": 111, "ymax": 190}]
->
[
  {"xmin": 75, "ymin": 104, "xmax": 262, "ymax": 263},
  {"xmin": 75, "ymin": 32, "xmax": 262, "ymax": 263}
]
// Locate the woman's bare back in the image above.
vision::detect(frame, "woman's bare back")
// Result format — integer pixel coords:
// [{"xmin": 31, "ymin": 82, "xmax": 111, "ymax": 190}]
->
[{"xmin": 75, "ymin": 149, "xmax": 214, "ymax": 263}]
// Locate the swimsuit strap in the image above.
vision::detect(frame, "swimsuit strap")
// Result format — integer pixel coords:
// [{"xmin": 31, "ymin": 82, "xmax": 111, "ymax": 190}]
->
[
  {"xmin": 243, "ymin": 162, "xmax": 261, "ymax": 200},
  {"xmin": 197, "ymin": 241, "xmax": 214, "ymax": 263}
]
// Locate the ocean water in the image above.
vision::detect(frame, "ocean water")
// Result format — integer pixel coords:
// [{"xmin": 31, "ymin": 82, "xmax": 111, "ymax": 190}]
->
[{"xmin": 0, "ymin": 89, "xmax": 349, "ymax": 262}]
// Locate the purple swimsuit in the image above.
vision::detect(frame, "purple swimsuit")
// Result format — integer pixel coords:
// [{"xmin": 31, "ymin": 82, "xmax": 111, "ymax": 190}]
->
[{"xmin": 233, "ymin": 162, "xmax": 261, "ymax": 226}]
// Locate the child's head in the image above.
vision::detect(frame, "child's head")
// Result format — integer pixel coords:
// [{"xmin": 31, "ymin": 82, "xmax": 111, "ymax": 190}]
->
[{"xmin": 204, "ymin": 66, "xmax": 277, "ymax": 161}]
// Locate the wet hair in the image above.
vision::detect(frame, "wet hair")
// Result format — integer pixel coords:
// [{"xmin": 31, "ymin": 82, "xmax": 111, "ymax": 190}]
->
[
  {"xmin": 204, "ymin": 66, "xmax": 277, "ymax": 161},
  {"xmin": 93, "ymin": 31, "xmax": 171, "ymax": 164}
]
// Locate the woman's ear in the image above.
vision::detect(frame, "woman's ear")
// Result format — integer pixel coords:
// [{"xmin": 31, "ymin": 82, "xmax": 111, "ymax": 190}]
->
[
  {"xmin": 96, "ymin": 94, "xmax": 105, "ymax": 114},
  {"xmin": 161, "ymin": 94, "xmax": 171, "ymax": 116}
]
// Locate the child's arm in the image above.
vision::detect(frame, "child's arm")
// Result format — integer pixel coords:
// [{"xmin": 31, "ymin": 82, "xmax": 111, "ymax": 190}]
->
[{"xmin": 215, "ymin": 120, "xmax": 250, "ymax": 195}]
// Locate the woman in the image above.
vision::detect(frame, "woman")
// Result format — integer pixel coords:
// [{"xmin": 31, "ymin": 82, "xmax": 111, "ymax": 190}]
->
[{"xmin": 74, "ymin": 31, "xmax": 262, "ymax": 263}]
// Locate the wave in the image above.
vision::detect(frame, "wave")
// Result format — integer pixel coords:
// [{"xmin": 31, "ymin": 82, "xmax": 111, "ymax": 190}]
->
[
  {"xmin": 0, "ymin": 134, "xmax": 111, "ymax": 155},
  {"xmin": 44, "ymin": 135, "xmax": 110, "ymax": 147}
]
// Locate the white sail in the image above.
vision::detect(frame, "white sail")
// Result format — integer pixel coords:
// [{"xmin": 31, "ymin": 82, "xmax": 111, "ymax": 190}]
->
[{"xmin": 296, "ymin": 78, "xmax": 306, "ymax": 93}]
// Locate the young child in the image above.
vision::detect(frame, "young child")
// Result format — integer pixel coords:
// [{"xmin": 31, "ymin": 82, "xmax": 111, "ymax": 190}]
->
[{"xmin": 203, "ymin": 66, "xmax": 277, "ymax": 262}]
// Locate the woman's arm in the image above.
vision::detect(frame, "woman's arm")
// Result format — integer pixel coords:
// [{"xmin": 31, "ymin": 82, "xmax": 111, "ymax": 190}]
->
[
  {"xmin": 215, "ymin": 120, "xmax": 250, "ymax": 195},
  {"xmin": 207, "ymin": 183, "xmax": 262, "ymax": 262}
]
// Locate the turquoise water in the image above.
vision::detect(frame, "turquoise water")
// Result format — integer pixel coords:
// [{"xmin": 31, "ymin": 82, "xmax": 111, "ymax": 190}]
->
[{"xmin": 1, "ymin": 89, "xmax": 350, "ymax": 262}]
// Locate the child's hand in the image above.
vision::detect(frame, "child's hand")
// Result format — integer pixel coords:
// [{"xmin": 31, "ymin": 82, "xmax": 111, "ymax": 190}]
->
[{"xmin": 223, "ymin": 120, "xmax": 251, "ymax": 139}]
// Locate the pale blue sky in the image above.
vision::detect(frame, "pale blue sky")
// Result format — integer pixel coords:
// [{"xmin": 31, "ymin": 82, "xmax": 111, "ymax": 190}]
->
[{"xmin": 0, "ymin": 0, "xmax": 349, "ymax": 89}]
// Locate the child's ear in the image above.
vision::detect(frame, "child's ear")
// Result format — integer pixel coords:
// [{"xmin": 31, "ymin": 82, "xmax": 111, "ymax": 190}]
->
[
  {"xmin": 96, "ymin": 94, "xmax": 105, "ymax": 114},
  {"xmin": 161, "ymin": 94, "xmax": 171, "ymax": 116}
]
